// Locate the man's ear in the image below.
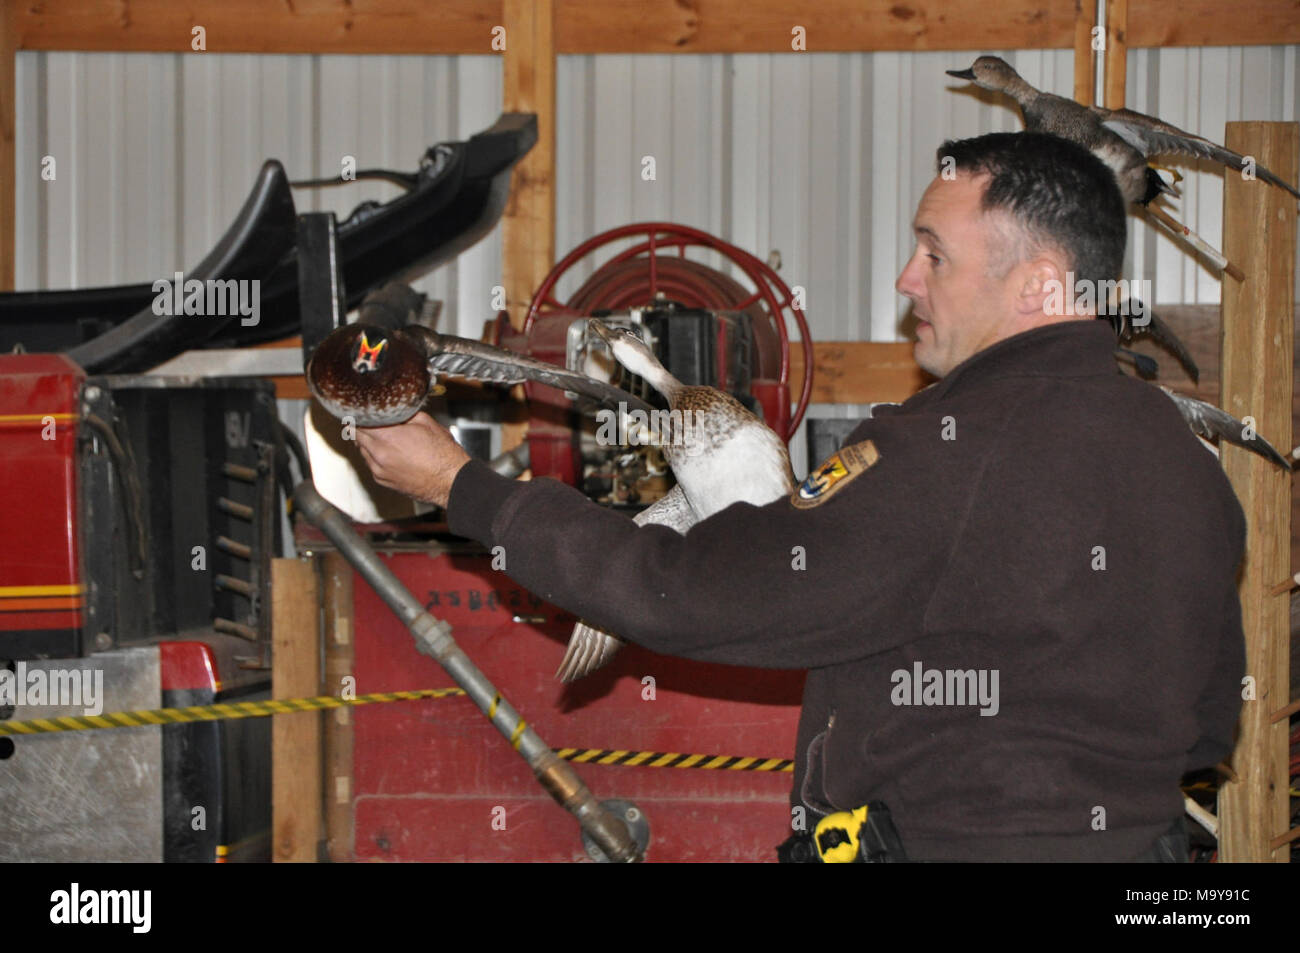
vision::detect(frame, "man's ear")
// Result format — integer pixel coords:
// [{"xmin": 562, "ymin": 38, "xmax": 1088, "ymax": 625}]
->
[{"xmin": 1016, "ymin": 255, "xmax": 1068, "ymax": 319}]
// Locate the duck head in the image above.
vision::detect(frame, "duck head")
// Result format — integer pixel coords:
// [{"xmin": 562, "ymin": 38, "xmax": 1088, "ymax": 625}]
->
[
  {"xmin": 587, "ymin": 320, "xmax": 674, "ymax": 393},
  {"xmin": 946, "ymin": 56, "xmax": 1025, "ymax": 95},
  {"xmin": 306, "ymin": 323, "xmax": 432, "ymax": 427}
]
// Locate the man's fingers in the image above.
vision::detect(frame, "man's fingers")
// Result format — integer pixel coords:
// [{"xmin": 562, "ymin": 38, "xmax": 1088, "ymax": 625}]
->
[
  {"xmin": 355, "ymin": 439, "xmax": 386, "ymax": 479},
  {"xmin": 344, "ymin": 411, "xmax": 466, "ymax": 506}
]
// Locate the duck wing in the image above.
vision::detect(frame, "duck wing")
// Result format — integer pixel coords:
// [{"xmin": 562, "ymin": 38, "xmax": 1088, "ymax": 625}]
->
[
  {"xmin": 1159, "ymin": 386, "xmax": 1291, "ymax": 470},
  {"xmin": 404, "ymin": 326, "xmax": 657, "ymax": 414},
  {"xmin": 1111, "ymin": 305, "xmax": 1201, "ymax": 383},
  {"xmin": 555, "ymin": 485, "xmax": 696, "ymax": 682},
  {"xmin": 1098, "ymin": 109, "xmax": 1300, "ymax": 199}
]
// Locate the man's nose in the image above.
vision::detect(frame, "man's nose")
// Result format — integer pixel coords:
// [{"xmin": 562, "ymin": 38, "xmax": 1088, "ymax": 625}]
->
[{"xmin": 896, "ymin": 253, "xmax": 923, "ymax": 299}]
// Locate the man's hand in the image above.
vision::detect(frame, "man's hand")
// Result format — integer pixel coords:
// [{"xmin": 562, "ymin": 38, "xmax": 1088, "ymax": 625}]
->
[{"xmin": 355, "ymin": 412, "xmax": 471, "ymax": 508}]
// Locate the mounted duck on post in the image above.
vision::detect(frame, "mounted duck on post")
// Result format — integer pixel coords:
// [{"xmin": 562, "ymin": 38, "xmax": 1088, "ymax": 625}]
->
[{"xmin": 945, "ymin": 55, "xmax": 1300, "ymax": 281}]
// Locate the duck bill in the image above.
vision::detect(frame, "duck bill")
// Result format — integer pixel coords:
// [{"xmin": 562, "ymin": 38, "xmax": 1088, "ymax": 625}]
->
[
  {"xmin": 587, "ymin": 319, "xmax": 615, "ymax": 344},
  {"xmin": 946, "ymin": 68, "xmax": 977, "ymax": 81}
]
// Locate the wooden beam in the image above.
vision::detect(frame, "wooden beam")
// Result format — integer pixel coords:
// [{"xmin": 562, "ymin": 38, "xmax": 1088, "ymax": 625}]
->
[
  {"xmin": 12, "ymin": 1, "xmax": 1299, "ymax": 54},
  {"xmin": 12, "ymin": 1, "xmax": 502, "ymax": 54},
  {"xmin": 0, "ymin": 2, "xmax": 14, "ymax": 290},
  {"xmin": 271, "ymin": 556, "xmax": 322, "ymax": 863},
  {"xmin": 554, "ymin": 0, "xmax": 1077, "ymax": 53},
  {"xmin": 321, "ymin": 552, "xmax": 355, "ymax": 864},
  {"xmin": 1127, "ymin": 0, "xmax": 1300, "ymax": 48},
  {"xmin": 8, "ymin": 0, "xmax": 1077, "ymax": 54},
  {"xmin": 789, "ymin": 341, "xmax": 931, "ymax": 405},
  {"xmin": 1072, "ymin": 0, "xmax": 1097, "ymax": 106},
  {"xmin": 1217, "ymin": 121, "xmax": 1296, "ymax": 864},
  {"xmin": 1103, "ymin": 0, "xmax": 1127, "ymax": 109}
]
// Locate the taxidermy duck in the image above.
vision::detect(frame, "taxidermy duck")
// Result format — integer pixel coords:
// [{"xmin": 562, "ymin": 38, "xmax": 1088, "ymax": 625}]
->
[
  {"xmin": 946, "ymin": 55, "xmax": 1300, "ymax": 277},
  {"xmin": 306, "ymin": 321, "xmax": 657, "ymax": 427},
  {"xmin": 553, "ymin": 321, "xmax": 796, "ymax": 681},
  {"xmin": 305, "ymin": 317, "xmax": 796, "ymax": 681},
  {"xmin": 946, "ymin": 55, "xmax": 1300, "ymax": 205}
]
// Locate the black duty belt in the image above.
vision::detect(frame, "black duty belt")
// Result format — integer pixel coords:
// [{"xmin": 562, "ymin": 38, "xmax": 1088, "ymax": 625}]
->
[{"xmin": 777, "ymin": 807, "xmax": 1188, "ymax": 863}]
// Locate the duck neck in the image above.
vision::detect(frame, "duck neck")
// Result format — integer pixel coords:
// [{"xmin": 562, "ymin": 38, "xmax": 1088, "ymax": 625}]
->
[
  {"xmin": 1003, "ymin": 77, "xmax": 1040, "ymax": 108},
  {"xmin": 618, "ymin": 349, "xmax": 681, "ymax": 401},
  {"xmin": 639, "ymin": 364, "xmax": 682, "ymax": 403},
  {"xmin": 402, "ymin": 324, "xmax": 440, "ymax": 360}
]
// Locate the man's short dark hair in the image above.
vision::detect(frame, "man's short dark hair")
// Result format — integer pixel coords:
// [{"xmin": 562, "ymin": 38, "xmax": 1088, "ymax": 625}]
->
[{"xmin": 936, "ymin": 132, "xmax": 1127, "ymax": 286}]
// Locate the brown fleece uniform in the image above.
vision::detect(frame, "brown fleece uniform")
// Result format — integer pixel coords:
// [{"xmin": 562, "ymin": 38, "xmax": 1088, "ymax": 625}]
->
[{"xmin": 448, "ymin": 319, "xmax": 1245, "ymax": 861}]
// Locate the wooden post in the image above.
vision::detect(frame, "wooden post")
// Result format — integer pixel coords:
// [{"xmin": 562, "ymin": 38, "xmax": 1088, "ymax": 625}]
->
[
  {"xmin": 271, "ymin": 556, "xmax": 322, "ymax": 863},
  {"xmin": 321, "ymin": 552, "xmax": 355, "ymax": 863},
  {"xmin": 1073, "ymin": 0, "xmax": 1097, "ymax": 106},
  {"xmin": 501, "ymin": 0, "xmax": 554, "ymax": 331},
  {"xmin": 0, "ymin": 2, "xmax": 16, "ymax": 290},
  {"xmin": 1103, "ymin": 0, "xmax": 1127, "ymax": 109},
  {"xmin": 500, "ymin": 0, "xmax": 555, "ymax": 453},
  {"xmin": 1217, "ymin": 121, "xmax": 1297, "ymax": 863}
]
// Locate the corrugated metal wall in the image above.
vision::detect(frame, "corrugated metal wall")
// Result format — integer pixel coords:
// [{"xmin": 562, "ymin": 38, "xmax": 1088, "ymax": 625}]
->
[
  {"xmin": 16, "ymin": 46, "xmax": 1300, "ymax": 338},
  {"xmin": 12, "ymin": 46, "xmax": 1300, "ymax": 472},
  {"xmin": 554, "ymin": 47, "xmax": 1300, "ymax": 335},
  {"xmin": 14, "ymin": 52, "xmax": 503, "ymax": 339}
]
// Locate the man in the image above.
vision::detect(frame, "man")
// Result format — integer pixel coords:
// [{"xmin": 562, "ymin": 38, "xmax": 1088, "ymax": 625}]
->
[{"xmin": 357, "ymin": 132, "xmax": 1245, "ymax": 862}]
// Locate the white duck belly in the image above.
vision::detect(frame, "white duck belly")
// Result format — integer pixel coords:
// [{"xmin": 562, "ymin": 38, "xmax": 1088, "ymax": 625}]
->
[
  {"xmin": 556, "ymin": 417, "xmax": 794, "ymax": 683},
  {"xmin": 670, "ymin": 422, "xmax": 795, "ymax": 519}
]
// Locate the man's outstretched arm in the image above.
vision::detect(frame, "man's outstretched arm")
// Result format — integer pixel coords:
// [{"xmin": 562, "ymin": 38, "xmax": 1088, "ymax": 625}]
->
[{"xmin": 356, "ymin": 411, "xmax": 970, "ymax": 669}]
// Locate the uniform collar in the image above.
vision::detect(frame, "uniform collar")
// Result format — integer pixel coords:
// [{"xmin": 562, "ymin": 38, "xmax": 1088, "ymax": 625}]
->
[{"xmin": 910, "ymin": 319, "xmax": 1117, "ymax": 406}]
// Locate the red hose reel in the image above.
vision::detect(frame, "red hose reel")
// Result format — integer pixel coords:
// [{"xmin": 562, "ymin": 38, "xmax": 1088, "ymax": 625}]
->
[
  {"xmin": 497, "ymin": 222, "xmax": 814, "ymax": 485},
  {"xmin": 526, "ymin": 221, "xmax": 813, "ymax": 440}
]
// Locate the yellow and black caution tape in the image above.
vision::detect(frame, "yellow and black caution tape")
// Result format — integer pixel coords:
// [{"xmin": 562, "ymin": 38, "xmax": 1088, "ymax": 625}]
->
[
  {"xmin": 0, "ymin": 688, "xmax": 794, "ymax": 772},
  {"xmin": 555, "ymin": 748, "xmax": 793, "ymax": 772},
  {"xmin": 0, "ymin": 688, "xmax": 467, "ymax": 736}
]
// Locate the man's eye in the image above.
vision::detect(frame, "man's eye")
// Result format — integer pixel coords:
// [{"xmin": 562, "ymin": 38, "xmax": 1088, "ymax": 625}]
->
[{"xmin": 927, "ymin": 254, "xmax": 942, "ymax": 265}]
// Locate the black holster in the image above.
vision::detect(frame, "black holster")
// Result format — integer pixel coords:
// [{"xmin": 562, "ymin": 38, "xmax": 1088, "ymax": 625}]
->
[{"xmin": 856, "ymin": 801, "xmax": 909, "ymax": 862}]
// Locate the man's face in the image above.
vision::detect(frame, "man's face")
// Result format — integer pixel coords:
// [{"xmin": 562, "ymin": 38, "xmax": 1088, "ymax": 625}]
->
[{"xmin": 896, "ymin": 172, "xmax": 1029, "ymax": 378}]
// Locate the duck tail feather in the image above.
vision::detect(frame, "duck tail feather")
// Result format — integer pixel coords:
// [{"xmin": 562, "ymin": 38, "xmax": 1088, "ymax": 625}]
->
[{"xmin": 556, "ymin": 621, "xmax": 624, "ymax": 682}]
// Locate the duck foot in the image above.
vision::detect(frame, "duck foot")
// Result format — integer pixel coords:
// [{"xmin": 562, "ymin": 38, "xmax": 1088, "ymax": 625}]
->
[{"xmin": 1148, "ymin": 162, "xmax": 1184, "ymax": 192}]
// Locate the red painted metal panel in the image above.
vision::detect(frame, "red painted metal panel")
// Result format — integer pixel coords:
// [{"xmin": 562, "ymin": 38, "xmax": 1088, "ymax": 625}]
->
[
  {"xmin": 351, "ymin": 550, "xmax": 804, "ymax": 862},
  {"xmin": 160, "ymin": 641, "xmax": 220, "ymax": 692},
  {"xmin": 0, "ymin": 609, "xmax": 82, "ymax": 629},
  {"xmin": 0, "ymin": 354, "xmax": 84, "ymax": 638}
]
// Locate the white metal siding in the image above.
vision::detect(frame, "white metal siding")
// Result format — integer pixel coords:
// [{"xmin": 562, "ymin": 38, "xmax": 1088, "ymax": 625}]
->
[
  {"xmin": 12, "ymin": 47, "xmax": 1300, "ymax": 475},
  {"xmin": 16, "ymin": 47, "xmax": 1300, "ymax": 334},
  {"xmin": 15, "ymin": 51, "xmax": 502, "ymax": 339}
]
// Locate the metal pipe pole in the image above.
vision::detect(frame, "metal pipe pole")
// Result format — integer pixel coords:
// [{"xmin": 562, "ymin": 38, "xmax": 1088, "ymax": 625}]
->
[{"xmin": 293, "ymin": 480, "xmax": 642, "ymax": 862}]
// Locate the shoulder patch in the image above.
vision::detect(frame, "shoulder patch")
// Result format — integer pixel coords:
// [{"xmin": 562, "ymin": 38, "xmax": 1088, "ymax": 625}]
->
[{"xmin": 791, "ymin": 439, "xmax": 880, "ymax": 509}]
